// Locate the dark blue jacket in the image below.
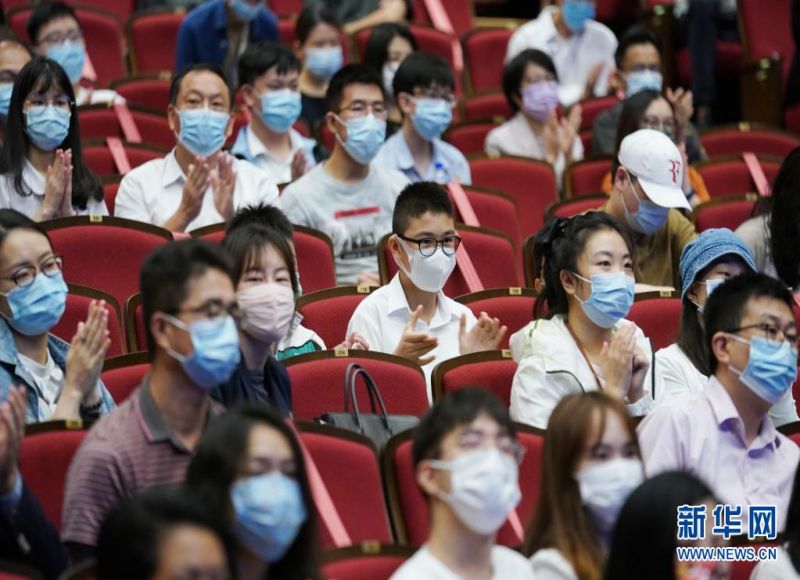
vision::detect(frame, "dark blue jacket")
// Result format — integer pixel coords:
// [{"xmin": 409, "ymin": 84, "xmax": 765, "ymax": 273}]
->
[{"xmin": 211, "ymin": 355, "xmax": 292, "ymax": 417}]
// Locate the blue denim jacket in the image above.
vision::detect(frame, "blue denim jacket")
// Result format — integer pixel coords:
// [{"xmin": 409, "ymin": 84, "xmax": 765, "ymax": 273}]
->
[{"xmin": 0, "ymin": 320, "xmax": 116, "ymax": 423}]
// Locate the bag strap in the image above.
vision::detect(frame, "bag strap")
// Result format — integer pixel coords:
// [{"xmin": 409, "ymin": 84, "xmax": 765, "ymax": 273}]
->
[
  {"xmin": 742, "ymin": 152, "xmax": 771, "ymax": 196},
  {"xmin": 344, "ymin": 363, "xmax": 378, "ymax": 421},
  {"xmin": 113, "ymin": 101, "xmax": 142, "ymax": 144},
  {"xmin": 105, "ymin": 137, "xmax": 132, "ymax": 174},
  {"xmin": 422, "ymin": 0, "xmax": 464, "ymax": 72},
  {"xmin": 347, "ymin": 363, "xmax": 391, "ymax": 433}
]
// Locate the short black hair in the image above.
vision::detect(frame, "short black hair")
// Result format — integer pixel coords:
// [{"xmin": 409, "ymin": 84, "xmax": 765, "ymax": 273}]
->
[
  {"xmin": 222, "ymin": 222, "xmax": 298, "ymax": 294},
  {"xmin": 412, "ymin": 388, "xmax": 517, "ymax": 467},
  {"xmin": 363, "ymin": 23, "xmax": 418, "ymax": 75},
  {"xmin": 325, "ymin": 63, "xmax": 384, "ymax": 113},
  {"xmin": 703, "ymin": 272, "xmax": 795, "ymax": 372},
  {"xmin": 237, "ymin": 41, "xmax": 300, "ymax": 89},
  {"xmin": 502, "ymin": 49, "xmax": 558, "ymax": 113},
  {"xmin": 169, "ymin": 63, "xmax": 233, "ymax": 107},
  {"xmin": 227, "ymin": 203, "xmax": 294, "ymax": 241},
  {"xmin": 140, "ymin": 240, "xmax": 235, "ymax": 357},
  {"xmin": 392, "ymin": 51, "xmax": 454, "ymax": 101},
  {"xmin": 614, "ymin": 24, "xmax": 662, "ymax": 70},
  {"xmin": 295, "ymin": 4, "xmax": 341, "ymax": 45},
  {"xmin": 392, "ymin": 181, "xmax": 454, "ymax": 235},
  {"xmin": 27, "ymin": 1, "xmax": 77, "ymax": 45}
]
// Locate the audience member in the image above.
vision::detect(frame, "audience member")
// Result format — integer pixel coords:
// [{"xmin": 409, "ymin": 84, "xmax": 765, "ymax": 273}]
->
[
  {"xmin": 525, "ymin": 391, "xmax": 644, "ymax": 579},
  {"xmin": 752, "ymin": 463, "xmax": 800, "ymax": 579},
  {"xmin": 0, "ymin": 210, "xmax": 114, "ymax": 423},
  {"xmin": 363, "ymin": 22, "xmax": 417, "ymax": 131},
  {"xmin": 391, "ymin": 388, "xmax": 534, "ymax": 579},
  {"xmin": 0, "ymin": 57, "xmax": 106, "ymax": 219},
  {"xmin": 186, "ymin": 404, "xmax": 319, "ymax": 580},
  {"xmin": 374, "ymin": 52, "xmax": 469, "ymax": 184},
  {"xmin": 62, "ymin": 240, "xmax": 241, "ymax": 559},
  {"xmin": 281, "ymin": 64, "xmax": 408, "ymax": 285},
  {"xmin": 232, "ymin": 42, "xmax": 318, "ymax": 184},
  {"xmin": 0, "ymin": 30, "xmax": 31, "ymax": 139},
  {"xmin": 510, "ymin": 212, "xmax": 652, "ymax": 429},
  {"xmin": 505, "ymin": 0, "xmax": 616, "ymax": 107},
  {"xmin": 115, "ymin": 64, "xmax": 278, "ymax": 232},
  {"xmin": 304, "ymin": 0, "xmax": 409, "ymax": 35},
  {"xmin": 175, "ymin": 0, "xmax": 278, "ymax": 86},
  {"xmin": 638, "ymin": 272, "xmax": 800, "ymax": 532}
]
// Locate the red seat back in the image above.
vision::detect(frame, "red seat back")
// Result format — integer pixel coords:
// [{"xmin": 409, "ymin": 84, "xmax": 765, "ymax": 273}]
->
[
  {"xmin": 451, "ymin": 186, "xmax": 521, "ymax": 253},
  {"xmin": 412, "ymin": 0, "xmax": 473, "ymax": 38},
  {"xmin": 322, "ymin": 547, "xmax": 413, "ymax": 580},
  {"xmin": 457, "ymin": 289, "xmax": 537, "ymax": 350},
  {"xmin": 270, "ymin": 0, "xmax": 303, "ymax": 18},
  {"xmin": 627, "ymin": 294, "xmax": 682, "ymax": 351},
  {"xmin": 696, "ymin": 156, "xmax": 782, "ymax": 199},
  {"xmin": 103, "ymin": 177, "xmax": 121, "ymax": 215},
  {"xmin": 443, "ymin": 120, "xmax": 496, "ymax": 156},
  {"xmin": 564, "ymin": 158, "xmax": 613, "ymax": 198},
  {"xmin": 740, "ymin": 0, "xmax": 793, "ymax": 84},
  {"xmin": 432, "ymin": 351, "xmax": 518, "ymax": 406},
  {"xmin": 82, "ymin": 141, "xmax": 166, "ymax": 178},
  {"xmin": 124, "ymin": 294, "xmax": 147, "ymax": 353},
  {"xmin": 461, "ymin": 92, "xmax": 512, "ymax": 121},
  {"xmin": 51, "ymin": 285, "xmax": 124, "ymax": 358},
  {"xmin": 101, "ymin": 353, "xmax": 150, "ymax": 404},
  {"xmin": 693, "ymin": 195, "xmax": 758, "ymax": 233},
  {"xmin": 110, "ymin": 75, "xmax": 172, "ymax": 111},
  {"xmin": 577, "ymin": 96, "xmax": 619, "ymax": 133},
  {"xmin": 127, "ymin": 9, "xmax": 186, "ymax": 74},
  {"xmin": 297, "ymin": 287, "xmax": 375, "ymax": 349},
  {"xmin": 462, "ymin": 28, "xmax": 514, "ymax": 93},
  {"xmin": 64, "ymin": 0, "xmax": 135, "ymax": 24},
  {"xmin": 295, "ymin": 226, "xmax": 338, "ymax": 294},
  {"xmin": 78, "ymin": 105, "xmax": 175, "ymax": 150},
  {"xmin": 700, "ymin": 126, "xmax": 800, "ymax": 158},
  {"xmin": 546, "ymin": 194, "xmax": 607, "ymax": 220}
]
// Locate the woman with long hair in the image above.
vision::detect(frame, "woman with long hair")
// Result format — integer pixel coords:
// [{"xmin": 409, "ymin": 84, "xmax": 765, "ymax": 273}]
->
[{"xmin": 363, "ymin": 22, "xmax": 416, "ymax": 132}]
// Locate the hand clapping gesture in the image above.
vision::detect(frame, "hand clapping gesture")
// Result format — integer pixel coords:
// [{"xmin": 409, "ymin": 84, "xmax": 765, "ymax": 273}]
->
[
  {"xmin": 394, "ymin": 306, "xmax": 438, "ymax": 366},
  {"xmin": 39, "ymin": 149, "xmax": 74, "ymax": 220},
  {"xmin": 0, "ymin": 386, "xmax": 25, "ymax": 496},
  {"xmin": 459, "ymin": 312, "xmax": 507, "ymax": 355},
  {"xmin": 211, "ymin": 152, "xmax": 236, "ymax": 220}
]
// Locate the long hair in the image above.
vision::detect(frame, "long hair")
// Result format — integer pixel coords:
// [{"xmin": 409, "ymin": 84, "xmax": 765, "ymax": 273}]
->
[
  {"xmin": 0, "ymin": 56, "xmax": 102, "ymax": 210},
  {"xmin": 611, "ymin": 89, "xmax": 672, "ymax": 175},
  {"xmin": 524, "ymin": 392, "xmax": 639, "ymax": 580},
  {"xmin": 767, "ymin": 146, "xmax": 800, "ymax": 289},
  {"xmin": 221, "ymin": 223, "xmax": 299, "ymax": 296},
  {"xmin": 676, "ymin": 260, "xmax": 715, "ymax": 377}
]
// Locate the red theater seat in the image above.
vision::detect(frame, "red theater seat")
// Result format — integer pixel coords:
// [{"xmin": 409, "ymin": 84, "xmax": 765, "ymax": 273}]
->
[
  {"xmin": 78, "ymin": 104, "xmax": 175, "ymax": 150},
  {"xmin": 432, "ymin": 350, "xmax": 518, "ymax": 406},
  {"xmin": 563, "ymin": 158, "xmax": 613, "ymax": 198},
  {"xmin": 124, "ymin": 293, "xmax": 146, "ymax": 353},
  {"xmin": 51, "ymin": 285, "xmax": 124, "ymax": 358},
  {"xmin": 322, "ymin": 545, "xmax": 414, "ymax": 580},
  {"xmin": 101, "ymin": 352, "xmax": 150, "ymax": 405},
  {"xmin": 103, "ymin": 176, "xmax": 122, "ymax": 215},
  {"xmin": 462, "ymin": 28, "xmax": 514, "ymax": 93},
  {"xmin": 82, "ymin": 140, "xmax": 166, "ymax": 178},
  {"xmin": 456, "ymin": 288, "xmax": 537, "ymax": 350},
  {"xmin": 443, "ymin": 119, "xmax": 498, "ymax": 156},
  {"xmin": 461, "ymin": 91, "xmax": 513, "ymax": 121},
  {"xmin": 127, "ymin": 9, "xmax": 186, "ymax": 74},
  {"xmin": 296, "ymin": 286, "xmax": 377, "ymax": 349},
  {"xmin": 695, "ymin": 155, "xmax": 782, "ymax": 199},
  {"xmin": 545, "ymin": 194, "xmax": 607, "ymax": 221},
  {"xmin": 628, "ymin": 292, "xmax": 682, "ymax": 351},
  {"xmin": 110, "ymin": 75, "xmax": 172, "ymax": 111},
  {"xmin": 692, "ymin": 194, "xmax": 758, "ymax": 233},
  {"xmin": 450, "ymin": 185, "xmax": 522, "ymax": 253},
  {"xmin": 700, "ymin": 124, "xmax": 800, "ymax": 158}
]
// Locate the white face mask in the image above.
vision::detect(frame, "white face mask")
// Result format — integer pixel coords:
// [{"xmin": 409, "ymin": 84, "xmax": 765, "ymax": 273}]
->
[
  {"xmin": 429, "ymin": 448, "xmax": 521, "ymax": 535},
  {"xmin": 395, "ymin": 238, "xmax": 457, "ymax": 293},
  {"xmin": 576, "ymin": 457, "xmax": 644, "ymax": 533}
]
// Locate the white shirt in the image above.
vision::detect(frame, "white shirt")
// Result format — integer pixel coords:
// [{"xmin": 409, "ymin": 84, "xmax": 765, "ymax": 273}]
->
[
  {"xmin": 674, "ymin": 0, "xmax": 736, "ymax": 17},
  {"xmin": 509, "ymin": 315, "xmax": 654, "ymax": 429},
  {"xmin": 18, "ymin": 350, "xmax": 65, "ymax": 422},
  {"xmin": 391, "ymin": 546, "xmax": 535, "ymax": 580},
  {"xmin": 346, "ymin": 274, "xmax": 477, "ymax": 398},
  {"xmin": 0, "ymin": 160, "xmax": 108, "ymax": 219},
  {"xmin": 529, "ymin": 548, "xmax": 578, "ymax": 580},
  {"xmin": 505, "ymin": 7, "xmax": 617, "ymax": 107},
  {"xmin": 736, "ymin": 215, "xmax": 779, "ymax": 279},
  {"xmin": 114, "ymin": 150, "xmax": 279, "ymax": 232},
  {"xmin": 241, "ymin": 125, "xmax": 316, "ymax": 185},
  {"xmin": 751, "ymin": 545, "xmax": 800, "ymax": 579},
  {"xmin": 75, "ymin": 86, "xmax": 123, "ymax": 106}
]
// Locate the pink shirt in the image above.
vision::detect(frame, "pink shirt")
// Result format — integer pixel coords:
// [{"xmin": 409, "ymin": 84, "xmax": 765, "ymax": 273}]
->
[{"xmin": 637, "ymin": 376, "xmax": 800, "ymax": 532}]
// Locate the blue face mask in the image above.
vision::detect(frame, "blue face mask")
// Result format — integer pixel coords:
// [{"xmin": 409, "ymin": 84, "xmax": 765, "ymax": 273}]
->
[
  {"xmin": 561, "ymin": 0, "xmax": 596, "ymax": 34},
  {"xmin": 574, "ymin": 271, "xmax": 635, "ymax": 329},
  {"xmin": 412, "ymin": 98, "xmax": 453, "ymax": 141},
  {"xmin": 46, "ymin": 41, "xmax": 85, "ymax": 84},
  {"xmin": 625, "ymin": 70, "xmax": 663, "ymax": 97},
  {"xmin": 621, "ymin": 175, "xmax": 669, "ymax": 235},
  {"xmin": 0, "ymin": 84, "xmax": 12, "ymax": 118},
  {"xmin": 1, "ymin": 271, "xmax": 67, "ymax": 336},
  {"xmin": 165, "ymin": 314, "xmax": 241, "ymax": 390},
  {"xmin": 260, "ymin": 89, "xmax": 302, "ymax": 134},
  {"xmin": 177, "ymin": 108, "xmax": 230, "ymax": 158},
  {"xmin": 231, "ymin": 472, "xmax": 307, "ymax": 562},
  {"xmin": 26, "ymin": 105, "xmax": 71, "ymax": 151},
  {"xmin": 693, "ymin": 277, "xmax": 725, "ymax": 313},
  {"xmin": 727, "ymin": 334, "xmax": 798, "ymax": 404},
  {"xmin": 305, "ymin": 47, "xmax": 343, "ymax": 81},
  {"xmin": 229, "ymin": 0, "xmax": 263, "ymax": 22},
  {"xmin": 335, "ymin": 114, "xmax": 386, "ymax": 165}
]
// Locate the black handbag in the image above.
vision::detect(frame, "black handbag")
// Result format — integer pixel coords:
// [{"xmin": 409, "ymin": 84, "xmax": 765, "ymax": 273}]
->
[{"xmin": 316, "ymin": 363, "xmax": 419, "ymax": 450}]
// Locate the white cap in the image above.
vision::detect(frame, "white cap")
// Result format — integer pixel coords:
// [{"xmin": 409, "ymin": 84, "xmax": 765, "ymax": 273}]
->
[{"xmin": 618, "ymin": 128, "xmax": 690, "ymax": 210}]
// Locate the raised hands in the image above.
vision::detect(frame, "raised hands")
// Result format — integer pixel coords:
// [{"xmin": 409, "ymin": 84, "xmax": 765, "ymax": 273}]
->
[
  {"xmin": 290, "ymin": 150, "xmax": 308, "ymax": 182},
  {"xmin": 561, "ymin": 104, "xmax": 582, "ymax": 159},
  {"xmin": 459, "ymin": 312, "xmax": 507, "ymax": 356},
  {"xmin": 211, "ymin": 152, "xmax": 236, "ymax": 220},
  {"xmin": 334, "ymin": 332, "xmax": 370, "ymax": 351},
  {"xmin": 599, "ymin": 325, "xmax": 648, "ymax": 402},
  {"xmin": 394, "ymin": 305, "xmax": 438, "ymax": 366},
  {"xmin": 38, "ymin": 149, "xmax": 74, "ymax": 220},
  {"xmin": 0, "ymin": 386, "xmax": 26, "ymax": 495}
]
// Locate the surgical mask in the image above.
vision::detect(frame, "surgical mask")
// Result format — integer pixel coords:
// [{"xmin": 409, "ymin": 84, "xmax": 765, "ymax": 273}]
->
[
  {"xmin": 238, "ymin": 283, "xmax": 295, "ymax": 344},
  {"xmin": 47, "ymin": 41, "xmax": 85, "ymax": 84},
  {"xmin": 625, "ymin": 70, "xmax": 663, "ymax": 97},
  {"xmin": 692, "ymin": 277, "xmax": 725, "ymax": 313},
  {"xmin": 396, "ymin": 238, "xmax": 457, "ymax": 293},
  {"xmin": 1, "ymin": 272, "xmax": 67, "ymax": 336},
  {"xmin": 621, "ymin": 176, "xmax": 669, "ymax": 235},
  {"xmin": 429, "ymin": 448, "xmax": 521, "ymax": 535},
  {"xmin": 165, "ymin": 314, "xmax": 241, "ymax": 390},
  {"xmin": 228, "ymin": 0, "xmax": 263, "ymax": 22},
  {"xmin": 412, "ymin": 98, "xmax": 452, "ymax": 141},
  {"xmin": 177, "ymin": 108, "xmax": 230, "ymax": 158},
  {"xmin": 727, "ymin": 334, "xmax": 798, "ymax": 405},
  {"xmin": 305, "ymin": 47, "xmax": 343, "ymax": 81},
  {"xmin": 231, "ymin": 472, "xmax": 307, "ymax": 562},
  {"xmin": 334, "ymin": 114, "xmax": 386, "ymax": 165},
  {"xmin": 26, "ymin": 105, "xmax": 70, "ymax": 151},
  {"xmin": 561, "ymin": 0, "xmax": 596, "ymax": 34},
  {"xmin": 576, "ymin": 458, "xmax": 644, "ymax": 533},
  {"xmin": 522, "ymin": 81, "xmax": 559, "ymax": 123},
  {"xmin": 383, "ymin": 61, "xmax": 400, "ymax": 97},
  {"xmin": 260, "ymin": 89, "xmax": 302, "ymax": 134},
  {"xmin": 0, "ymin": 83, "xmax": 12, "ymax": 118},
  {"xmin": 574, "ymin": 271, "xmax": 635, "ymax": 329}
]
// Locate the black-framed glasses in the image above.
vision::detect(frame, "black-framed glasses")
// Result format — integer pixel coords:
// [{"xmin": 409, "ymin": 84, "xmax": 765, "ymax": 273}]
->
[
  {"xmin": 1, "ymin": 255, "xmax": 63, "ymax": 288},
  {"xmin": 175, "ymin": 299, "xmax": 242, "ymax": 322},
  {"xmin": 457, "ymin": 431, "xmax": 527, "ymax": 465},
  {"xmin": 726, "ymin": 323, "xmax": 800, "ymax": 349},
  {"xmin": 397, "ymin": 234, "xmax": 462, "ymax": 257}
]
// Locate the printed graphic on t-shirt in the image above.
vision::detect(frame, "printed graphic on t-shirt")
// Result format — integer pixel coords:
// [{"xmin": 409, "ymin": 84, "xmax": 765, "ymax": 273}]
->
[{"xmin": 333, "ymin": 206, "xmax": 385, "ymax": 260}]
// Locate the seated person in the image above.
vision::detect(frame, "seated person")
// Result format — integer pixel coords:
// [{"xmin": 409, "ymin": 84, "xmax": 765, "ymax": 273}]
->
[
  {"xmin": 0, "ymin": 57, "xmax": 107, "ymax": 220},
  {"xmin": 485, "ymin": 49, "xmax": 583, "ymax": 189},
  {"xmin": 510, "ymin": 212, "xmax": 652, "ymax": 429},
  {"xmin": 373, "ymin": 51, "xmax": 470, "ymax": 185},
  {"xmin": 280, "ymin": 64, "xmax": 408, "ymax": 285},
  {"xmin": 62, "ymin": 240, "xmax": 241, "ymax": 560},
  {"xmin": 505, "ymin": 0, "xmax": 616, "ymax": 107},
  {"xmin": 347, "ymin": 182, "xmax": 505, "ymax": 392},
  {"xmin": 0, "ymin": 210, "xmax": 114, "ymax": 423},
  {"xmin": 115, "ymin": 64, "xmax": 278, "ymax": 233},
  {"xmin": 232, "ymin": 42, "xmax": 318, "ymax": 184},
  {"xmin": 654, "ymin": 228, "xmax": 798, "ymax": 426},
  {"xmin": 638, "ymin": 272, "xmax": 800, "ymax": 532},
  {"xmin": 304, "ymin": 0, "xmax": 408, "ymax": 36},
  {"xmin": 391, "ymin": 388, "xmax": 534, "ymax": 579},
  {"xmin": 0, "ymin": 29, "xmax": 31, "ymax": 138}
]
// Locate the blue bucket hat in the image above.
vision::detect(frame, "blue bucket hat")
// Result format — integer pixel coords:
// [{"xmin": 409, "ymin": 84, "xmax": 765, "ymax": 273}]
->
[{"xmin": 679, "ymin": 228, "xmax": 757, "ymax": 299}]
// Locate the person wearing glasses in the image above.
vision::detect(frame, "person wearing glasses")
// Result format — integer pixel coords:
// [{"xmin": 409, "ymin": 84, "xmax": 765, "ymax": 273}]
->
[
  {"xmin": 0, "ymin": 57, "xmax": 107, "ymax": 220},
  {"xmin": 347, "ymin": 183, "xmax": 506, "ymax": 395},
  {"xmin": 638, "ymin": 271, "xmax": 800, "ymax": 533},
  {"xmin": 391, "ymin": 388, "xmax": 534, "ymax": 579},
  {"xmin": 280, "ymin": 64, "xmax": 409, "ymax": 286},
  {"xmin": 62, "ymin": 240, "xmax": 240, "ymax": 563},
  {"xmin": 373, "ymin": 52, "xmax": 470, "ymax": 185}
]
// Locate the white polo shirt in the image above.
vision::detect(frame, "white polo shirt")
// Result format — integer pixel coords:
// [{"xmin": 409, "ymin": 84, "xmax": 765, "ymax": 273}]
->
[
  {"xmin": 391, "ymin": 546, "xmax": 535, "ymax": 580},
  {"xmin": 114, "ymin": 149, "xmax": 279, "ymax": 231},
  {"xmin": 237, "ymin": 124, "xmax": 317, "ymax": 185}
]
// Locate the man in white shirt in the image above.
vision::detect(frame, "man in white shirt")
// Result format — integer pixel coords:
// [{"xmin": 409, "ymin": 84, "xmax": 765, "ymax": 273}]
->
[
  {"xmin": 115, "ymin": 64, "xmax": 279, "ymax": 232},
  {"xmin": 280, "ymin": 64, "xmax": 408, "ymax": 285},
  {"xmin": 347, "ymin": 182, "xmax": 505, "ymax": 394},
  {"xmin": 391, "ymin": 388, "xmax": 534, "ymax": 580},
  {"xmin": 505, "ymin": 0, "xmax": 617, "ymax": 107}
]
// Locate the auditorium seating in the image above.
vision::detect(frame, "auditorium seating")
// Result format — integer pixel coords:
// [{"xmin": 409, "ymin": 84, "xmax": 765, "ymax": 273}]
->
[
  {"xmin": 296, "ymin": 286, "xmax": 378, "ymax": 349},
  {"xmin": 456, "ymin": 288, "xmax": 537, "ymax": 349}
]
